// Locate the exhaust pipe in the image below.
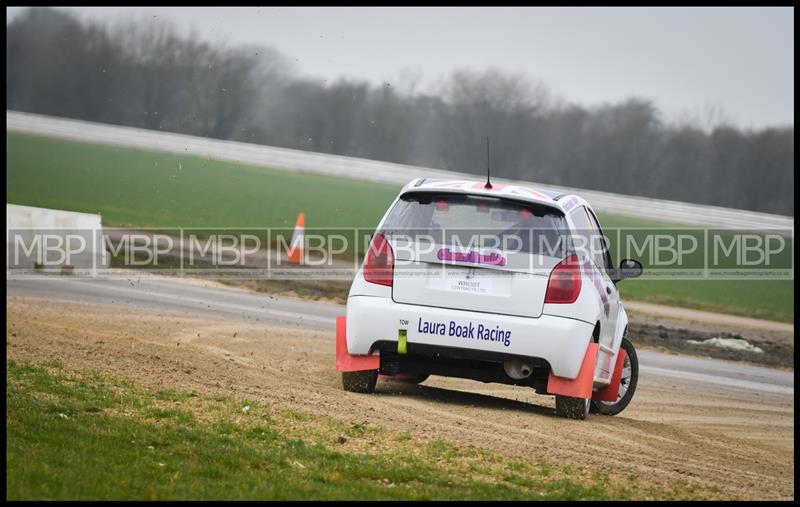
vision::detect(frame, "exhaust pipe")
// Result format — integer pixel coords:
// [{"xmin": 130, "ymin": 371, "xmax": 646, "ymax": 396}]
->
[{"xmin": 504, "ymin": 357, "xmax": 533, "ymax": 379}]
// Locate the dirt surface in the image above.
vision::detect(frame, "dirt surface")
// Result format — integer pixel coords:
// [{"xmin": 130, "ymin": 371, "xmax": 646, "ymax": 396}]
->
[
  {"xmin": 201, "ymin": 275, "xmax": 798, "ymax": 368},
  {"xmin": 107, "ymin": 270, "xmax": 795, "ymax": 368},
  {"xmin": 628, "ymin": 310, "xmax": 794, "ymax": 369},
  {"xmin": 5, "ymin": 296, "xmax": 793, "ymax": 500},
  {"xmin": 624, "ymin": 301, "xmax": 794, "ymax": 333}
]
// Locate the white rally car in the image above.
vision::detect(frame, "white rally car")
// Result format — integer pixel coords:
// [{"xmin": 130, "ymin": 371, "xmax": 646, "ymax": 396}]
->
[{"xmin": 336, "ymin": 178, "xmax": 643, "ymax": 419}]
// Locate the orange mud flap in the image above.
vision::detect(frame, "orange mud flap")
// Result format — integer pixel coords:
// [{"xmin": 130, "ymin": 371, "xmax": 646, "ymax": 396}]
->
[
  {"xmin": 546, "ymin": 343, "xmax": 598, "ymax": 398},
  {"xmin": 335, "ymin": 316, "xmax": 380, "ymax": 372},
  {"xmin": 592, "ymin": 348, "xmax": 627, "ymax": 402}
]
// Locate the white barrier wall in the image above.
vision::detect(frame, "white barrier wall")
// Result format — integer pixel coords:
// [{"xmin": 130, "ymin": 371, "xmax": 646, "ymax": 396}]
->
[
  {"xmin": 6, "ymin": 204, "xmax": 108, "ymax": 272},
  {"xmin": 7, "ymin": 110, "xmax": 794, "ymax": 231}
]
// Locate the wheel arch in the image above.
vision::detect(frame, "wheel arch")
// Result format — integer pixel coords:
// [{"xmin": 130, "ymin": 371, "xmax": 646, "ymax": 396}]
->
[{"xmin": 612, "ymin": 306, "xmax": 629, "ymax": 352}]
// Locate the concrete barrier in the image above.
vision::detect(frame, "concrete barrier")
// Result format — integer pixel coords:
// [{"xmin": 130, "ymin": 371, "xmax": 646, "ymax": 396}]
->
[
  {"xmin": 7, "ymin": 110, "xmax": 793, "ymax": 231},
  {"xmin": 6, "ymin": 204, "xmax": 108, "ymax": 274}
]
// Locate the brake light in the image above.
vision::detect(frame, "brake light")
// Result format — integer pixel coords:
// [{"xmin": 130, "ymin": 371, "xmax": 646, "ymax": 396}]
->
[
  {"xmin": 545, "ymin": 254, "xmax": 582, "ymax": 304},
  {"xmin": 363, "ymin": 233, "xmax": 394, "ymax": 286}
]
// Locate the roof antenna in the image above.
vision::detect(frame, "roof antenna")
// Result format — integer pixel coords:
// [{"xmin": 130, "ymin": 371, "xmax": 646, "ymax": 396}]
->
[{"xmin": 484, "ymin": 136, "xmax": 493, "ymax": 189}]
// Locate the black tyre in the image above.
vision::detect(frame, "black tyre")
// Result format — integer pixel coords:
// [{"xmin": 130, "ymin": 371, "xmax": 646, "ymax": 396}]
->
[
  {"xmin": 555, "ymin": 395, "xmax": 590, "ymax": 420},
  {"xmin": 590, "ymin": 336, "xmax": 638, "ymax": 416},
  {"xmin": 342, "ymin": 370, "xmax": 378, "ymax": 393}
]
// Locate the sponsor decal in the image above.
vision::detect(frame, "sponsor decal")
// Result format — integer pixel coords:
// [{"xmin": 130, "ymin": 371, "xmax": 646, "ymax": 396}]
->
[
  {"xmin": 449, "ymin": 269, "xmax": 492, "ymax": 294},
  {"xmin": 505, "ymin": 186, "xmax": 553, "ymax": 201},
  {"xmin": 436, "ymin": 248, "xmax": 506, "ymax": 266},
  {"xmin": 416, "ymin": 318, "xmax": 512, "ymax": 347},
  {"xmin": 471, "ymin": 181, "xmax": 507, "ymax": 192},
  {"xmin": 431, "ymin": 180, "xmax": 470, "ymax": 189},
  {"xmin": 581, "ymin": 260, "xmax": 610, "ymax": 317},
  {"xmin": 451, "ymin": 279, "xmax": 485, "ymax": 294},
  {"xmin": 560, "ymin": 196, "xmax": 580, "ymax": 211}
]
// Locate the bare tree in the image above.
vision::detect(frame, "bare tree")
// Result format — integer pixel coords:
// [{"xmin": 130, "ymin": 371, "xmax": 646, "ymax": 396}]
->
[
  {"xmin": 6, "ymin": 7, "xmax": 794, "ymax": 215},
  {"xmin": 437, "ymin": 68, "xmax": 550, "ymax": 178}
]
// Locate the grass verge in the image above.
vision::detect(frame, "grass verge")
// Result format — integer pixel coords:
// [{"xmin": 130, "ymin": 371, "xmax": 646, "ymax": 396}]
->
[
  {"xmin": 6, "ymin": 359, "xmax": 703, "ymax": 500},
  {"xmin": 6, "ymin": 131, "xmax": 793, "ymax": 322}
]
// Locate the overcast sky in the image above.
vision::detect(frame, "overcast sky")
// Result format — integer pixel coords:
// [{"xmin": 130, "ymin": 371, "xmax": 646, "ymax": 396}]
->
[{"xmin": 7, "ymin": 6, "xmax": 794, "ymax": 129}]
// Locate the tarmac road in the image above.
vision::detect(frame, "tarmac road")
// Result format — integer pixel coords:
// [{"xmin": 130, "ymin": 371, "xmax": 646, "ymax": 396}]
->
[{"xmin": 6, "ymin": 275, "xmax": 793, "ymax": 398}]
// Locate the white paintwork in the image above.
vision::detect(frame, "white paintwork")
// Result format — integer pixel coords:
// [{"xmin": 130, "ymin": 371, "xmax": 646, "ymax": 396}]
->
[
  {"xmin": 346, "ymin": 179, "xmax": 633, "ymax": 386},
  {"xmin": 390, "ymin": 231, "xmax": 561, "ymax": 319},
  {"xmin": 392, "ymin": 263, "xmax": 551, "ymax": 319},
  {"xmin": 561, "ymin": 195, "xmax": 627, "ymax": 383},
  {"xmin": 7, "ymin": 110, "xmax": 793, "ymax": 230},
  {"xmin": 346, "ymin": 295, "xmax": 594, "ymax": 378}
]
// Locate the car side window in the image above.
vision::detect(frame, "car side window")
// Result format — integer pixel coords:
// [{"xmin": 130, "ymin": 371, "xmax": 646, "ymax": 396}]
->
[
  {"xmin": 585, "ymin": 208, "xmax": 613, "ymax": 272},
  {"xmin": 568, "ymin": 207, "xmax": 593, "ymax": 263},
  {"xmin": 570, "ymin": 206, "xmax": 611, "ymax": 272}
]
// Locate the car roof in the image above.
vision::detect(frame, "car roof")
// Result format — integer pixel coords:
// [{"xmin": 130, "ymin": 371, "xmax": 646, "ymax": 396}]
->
[{"xmin": 400, "ymin": 178, "xmax": 587, "ymax": 213}]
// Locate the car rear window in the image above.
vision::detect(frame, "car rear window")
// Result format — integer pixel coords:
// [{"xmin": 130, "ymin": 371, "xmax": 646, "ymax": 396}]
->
[{"xmin": 381, "ymin": 192, "xmax": 570, "ymax": 256}]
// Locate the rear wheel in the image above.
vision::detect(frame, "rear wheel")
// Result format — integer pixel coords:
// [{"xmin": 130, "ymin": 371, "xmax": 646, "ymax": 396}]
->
[
  {"xmin": 342, "ymin": 370, "xmax": 378, "ymax": 393},
  {"xmin": 590, "ymin": 336, "xmax": 638, "ymax": 416},
  {"xmin": 555, "ymin": 395, "xmax": 590, "ymax": 420}
]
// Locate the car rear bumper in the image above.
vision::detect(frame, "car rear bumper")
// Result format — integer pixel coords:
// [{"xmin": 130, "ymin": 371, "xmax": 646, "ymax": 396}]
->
[{"xmin": 346, "ymin": 295, "xmax": 594, "ymax": 379}]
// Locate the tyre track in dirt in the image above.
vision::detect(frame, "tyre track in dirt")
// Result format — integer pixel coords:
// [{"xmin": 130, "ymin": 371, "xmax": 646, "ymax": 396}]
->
[{"xmin": 6, "ymin": 295, "xmax": 793, "ymax": 499}]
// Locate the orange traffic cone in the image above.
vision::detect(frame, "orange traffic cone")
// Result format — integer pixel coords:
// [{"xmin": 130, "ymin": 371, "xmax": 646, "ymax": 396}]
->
[{"xmin": 287, "ymin": 212, "xmax": 305, "ymax": 265}]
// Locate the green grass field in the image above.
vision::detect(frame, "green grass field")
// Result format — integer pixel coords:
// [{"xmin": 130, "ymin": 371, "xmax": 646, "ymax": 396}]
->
[
  {"xmin": 6, "ymin": 132, "xmax": 398, "ymax": 229},
  {"xmin": 6, "ymin": 132, "xmax": 793, "ymax": 322},
  {"xmin": 7, "ymin": 360, "xmax": 704, "ymax": 500}
]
